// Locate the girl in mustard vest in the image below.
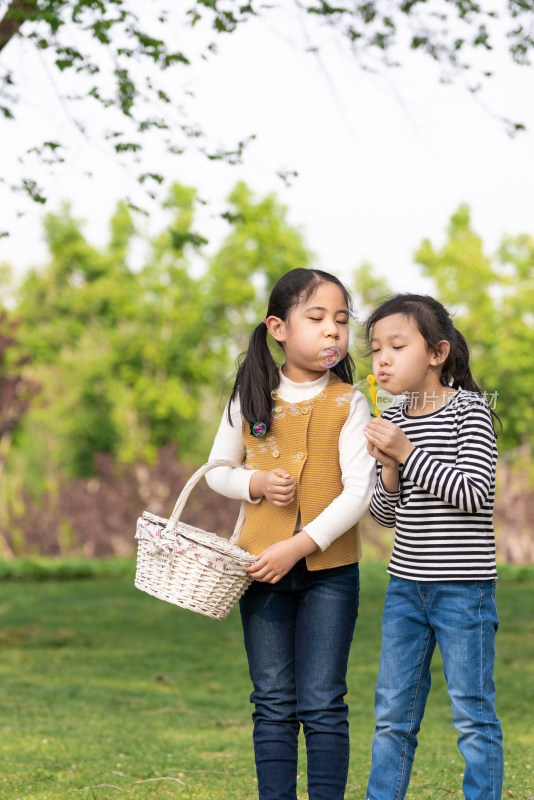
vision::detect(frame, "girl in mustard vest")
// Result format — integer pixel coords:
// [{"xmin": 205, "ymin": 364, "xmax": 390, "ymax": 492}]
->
[{"xmin": 206, "ymin": 268, "xmax": 376, "ymax": 800}]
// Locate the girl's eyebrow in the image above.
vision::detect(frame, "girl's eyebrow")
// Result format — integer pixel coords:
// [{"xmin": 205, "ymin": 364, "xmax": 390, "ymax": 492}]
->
[
  {"xmin": 305, "ymin": 305, "xmax": 349, "ymax": 314},
  {"xmin": 371, "ymin": 332, "xmax": 409, "ymax": 343}
]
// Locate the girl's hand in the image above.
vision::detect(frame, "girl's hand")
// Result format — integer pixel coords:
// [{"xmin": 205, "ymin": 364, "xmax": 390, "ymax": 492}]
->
[
  {"xmin": 249, "ymin": 469, "xmax": 296, "ymax": 507},
  {"xmin": 364, "ymin": 418, "xmax": 415, "ymax": 465},
  {"xmin": 247, "ymin": 531, "xmax": 318, "ymax": 584},
  {"xmin": 365, "ymin": 440, "xmax": 399, "ymax": 471}
]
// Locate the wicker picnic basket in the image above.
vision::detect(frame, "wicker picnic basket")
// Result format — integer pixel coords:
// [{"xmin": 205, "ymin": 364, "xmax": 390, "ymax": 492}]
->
[{"xmin": 135, "ymin": 460, "xmax": 254, "ymax": 620}]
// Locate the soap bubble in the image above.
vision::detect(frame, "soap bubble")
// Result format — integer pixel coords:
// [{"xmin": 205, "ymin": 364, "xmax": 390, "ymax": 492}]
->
[
  {"xmin": 272, "ymin": 405, "xmax": 286, "ymax": 419},
  {"xmin": 318, "ymin": 347, "xmax": 341, "ymax": 368},
  {"xmin": 252, "ymin": 422, "xmax": 267, "ymax": 437}
]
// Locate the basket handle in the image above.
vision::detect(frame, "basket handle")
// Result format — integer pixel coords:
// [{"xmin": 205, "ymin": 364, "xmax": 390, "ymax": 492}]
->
[{"xmin": 167, "ymin": 459, "xmax": 247, "ymax": 544}]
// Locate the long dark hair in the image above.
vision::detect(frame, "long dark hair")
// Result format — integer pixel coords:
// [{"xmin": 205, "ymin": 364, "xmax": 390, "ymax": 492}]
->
[
  {"xmin": 229, "ymin": 268, "xmax": 355, "ymax": 433},
  {"xmin": 364, "ymin": 293, "xmax": 502, "ymax": 435}
]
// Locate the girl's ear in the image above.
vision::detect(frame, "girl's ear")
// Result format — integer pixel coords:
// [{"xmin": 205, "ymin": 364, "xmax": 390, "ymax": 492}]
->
[
  {"xmin": 430, "ymin": 339, "xmax": 451, "ymax": 366},
  {"xmin": 266, "ymin": 316, "xmax": 286, "ymax": 343}
]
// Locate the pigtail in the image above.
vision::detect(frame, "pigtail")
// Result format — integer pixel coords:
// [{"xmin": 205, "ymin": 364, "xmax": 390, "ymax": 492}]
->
[
  {"xmin": 227, "ymin": 321, "xmax": 279, "ymax": 434},
  {"xmin": 442, "ymin": 328, "xmax": 480, "ymax": 392},
  {"xmin": 447, "ymin": 327, "xmax": 503, "ymax": 436}
]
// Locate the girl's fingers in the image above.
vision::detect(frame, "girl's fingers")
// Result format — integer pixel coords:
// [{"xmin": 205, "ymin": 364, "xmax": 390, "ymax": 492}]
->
[
  {"xmin": 367, "ymin": 441, "xmax": 380, "ymax": 457},
  {"xmin": 271, "ymin": 497, "xmax": 294, "ymax": 507},
  {"xmin": 276, "ymin": 470, "xmax": 294, "ymax": 478},
  {"xmin": 272, "ymin": 471, "xmax": 293, "ymax": 484},
  {"xmin": 366, "ymin": 418, "xmax": 393, "ymax": 438},
  {"xmin": 272, "ymin": 493, "xmax": 295, "ymax": 504},
  {"xmin": 365, "ymin": 431, "xmax": 384, "ymax": 449},
  {"xmin": 272, "ymin": 480, "xmax": 295, "ymax": 491},
  {"xmin": 248, "ymin": 564, "xmax": 281, "ymax": 583},
  {"xmin": 247, "ymin": 559, "xmax": 274, "ymax": 581},
  {"xmin": 267, "ymin": 474, "xmax": 296, "ymax": 506},
  {"xmin": 272, "ymin": 481, "xmax": 294, "ymax": 493},
  {"xmin": 271, "ymin": 482, "xmax": 295, "ymax": 495}
]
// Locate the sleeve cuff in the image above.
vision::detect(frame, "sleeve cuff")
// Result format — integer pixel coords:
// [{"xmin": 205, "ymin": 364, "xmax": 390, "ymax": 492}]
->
[
  {"xmin": 301, "ymin": 522, "xmax": 328, "ymax": 552},
  {"xmin": 378, "ymin": 473, "xmax": 401, "ymax": 503}
]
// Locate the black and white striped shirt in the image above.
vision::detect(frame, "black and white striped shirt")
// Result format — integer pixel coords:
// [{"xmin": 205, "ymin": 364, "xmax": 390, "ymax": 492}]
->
[{"xmin": 370, "ymin": 390, "xmax": 498, "ymax": 581}]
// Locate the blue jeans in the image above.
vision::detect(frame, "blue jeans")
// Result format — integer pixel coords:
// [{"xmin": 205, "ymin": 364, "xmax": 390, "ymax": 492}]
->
[
  {"xmin": 239, "ymin": 559, "xmax": 359, "ymax": 800},
  {"xmin": 366, "ymin": 576, "xmax": 503, "ymax": 800}
]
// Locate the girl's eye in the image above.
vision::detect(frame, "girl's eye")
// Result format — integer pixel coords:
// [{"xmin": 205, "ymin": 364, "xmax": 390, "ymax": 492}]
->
[
  {"xmin": 393, "ymin": 346, "xmax": 406, "ymax": 350},
  {"xmin": 308, "ymin": 317, "xmax": 348, "ymax": 324},
  {"xmin": 371, "ymin": 347, "xmax": 381, "ymax": 353}
]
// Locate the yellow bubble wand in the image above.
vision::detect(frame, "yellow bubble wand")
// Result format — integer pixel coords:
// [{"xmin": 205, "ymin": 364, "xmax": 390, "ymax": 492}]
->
[{"xmin": 366, "ymin": 375, "xmax": 380, "ymax": 418}]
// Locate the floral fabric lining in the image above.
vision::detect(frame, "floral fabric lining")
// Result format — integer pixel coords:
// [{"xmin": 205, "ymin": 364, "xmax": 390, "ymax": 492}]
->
[{"xmin": 135, "ymin": 515, "xmax": 252, "ymax": 575}]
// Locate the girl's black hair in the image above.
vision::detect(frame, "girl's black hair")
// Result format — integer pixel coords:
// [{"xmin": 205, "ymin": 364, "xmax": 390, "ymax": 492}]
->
[
  {"xmin": 228, "ymin": 268, "xmax": 355, "ymax": 433},
  {"xmin": 364, "ymin": 293, "xmax": 502, "ymax": 435}
]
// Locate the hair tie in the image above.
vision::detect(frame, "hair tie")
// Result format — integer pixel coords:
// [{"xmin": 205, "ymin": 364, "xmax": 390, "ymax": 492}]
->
[{"xmin": 262, "ymin": 318, "xmax": 268, "ymax": 325}]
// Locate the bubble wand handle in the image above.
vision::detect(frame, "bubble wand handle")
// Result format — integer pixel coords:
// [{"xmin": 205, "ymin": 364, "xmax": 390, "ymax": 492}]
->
[{"xmin": 366, "ymin": 375, "xmax": 381, "ymax": 418}]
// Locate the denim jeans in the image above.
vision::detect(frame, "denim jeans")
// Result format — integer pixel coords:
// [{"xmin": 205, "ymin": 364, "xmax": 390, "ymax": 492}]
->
[
  {"xmin": 239, "ymin": 559, "xmax": 359, "ymax": 800},
  {"xmin": 366, "ymin": 576, "xmax": 503, "ymax": 800}
]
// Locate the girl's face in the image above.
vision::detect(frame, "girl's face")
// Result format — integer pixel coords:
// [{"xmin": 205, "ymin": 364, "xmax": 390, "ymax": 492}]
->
[
  {"xmin": 370, "ymin": 313, "xmax": 447, "ymax": 399},
  {"xmin": 271, "ymin": 281, "xmax": 350, "ymax": 382}
]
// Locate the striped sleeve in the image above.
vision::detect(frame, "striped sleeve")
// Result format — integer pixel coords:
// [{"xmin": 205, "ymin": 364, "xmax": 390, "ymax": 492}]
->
[
  {"xmin": 369, "ymin": 473, "xmax": 400, "ymax": 528},
  {"xmin": 401, "ymin": 402, "xmax": 495, "ymax": 514}
]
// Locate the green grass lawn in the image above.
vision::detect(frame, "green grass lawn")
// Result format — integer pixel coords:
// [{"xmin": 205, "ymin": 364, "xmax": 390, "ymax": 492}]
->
[{"xmin": 0, "ymin": 562, "xmax": 532, "ymax": 800}]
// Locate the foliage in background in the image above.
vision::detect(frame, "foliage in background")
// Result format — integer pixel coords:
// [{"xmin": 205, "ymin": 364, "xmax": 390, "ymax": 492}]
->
[
  {"xmin": 9, "ymin": 181, "xmax": 310, "ymax": 485},
  {"xmin": 0, "ymin": 312, "xmax": 40, "ymax": 478},
  {"xmin": 0, "ymin": 444, "xmax": 242, "ymax": 558}
]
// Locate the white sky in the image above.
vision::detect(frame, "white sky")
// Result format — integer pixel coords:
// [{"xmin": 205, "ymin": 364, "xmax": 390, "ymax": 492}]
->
[{"xmin": 1, "ymin": 3, "xmax": 534, "ymax": 295}]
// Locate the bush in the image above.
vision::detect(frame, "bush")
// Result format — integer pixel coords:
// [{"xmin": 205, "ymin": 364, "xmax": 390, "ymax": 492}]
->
[{"xmin": 0, "ymin": 556, "xmax": 135, "ymax": 581}]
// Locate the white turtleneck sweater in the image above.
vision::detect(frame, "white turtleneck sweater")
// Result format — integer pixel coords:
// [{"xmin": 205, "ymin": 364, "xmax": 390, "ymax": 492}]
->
[{"xmin": 206, "ymin": 369, "xmax": 376, "ymax": 553}]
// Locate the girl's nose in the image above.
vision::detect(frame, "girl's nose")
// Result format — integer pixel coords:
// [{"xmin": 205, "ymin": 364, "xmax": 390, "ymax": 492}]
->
[{"xmin": 324, "ymin": 321, "xmax": 340, "ymax": 338}]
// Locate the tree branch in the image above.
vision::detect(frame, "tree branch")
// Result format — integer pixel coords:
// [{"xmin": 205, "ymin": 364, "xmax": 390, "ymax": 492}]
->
[{"xmin": 0, "ymin": 0, "xmax": 37, "ymax": 53}]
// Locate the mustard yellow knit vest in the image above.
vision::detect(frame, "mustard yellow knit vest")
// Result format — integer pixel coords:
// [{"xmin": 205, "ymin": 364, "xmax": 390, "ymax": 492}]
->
[{"xmin": 237, "ymin": 374, "xmax": 362, "ymax": 570}]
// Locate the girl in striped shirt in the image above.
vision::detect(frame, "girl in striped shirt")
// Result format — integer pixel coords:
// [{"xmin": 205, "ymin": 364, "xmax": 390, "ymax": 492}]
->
[{"xmin": 363, "ymin": 294, "xmax": 503, "ymax": 800}]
